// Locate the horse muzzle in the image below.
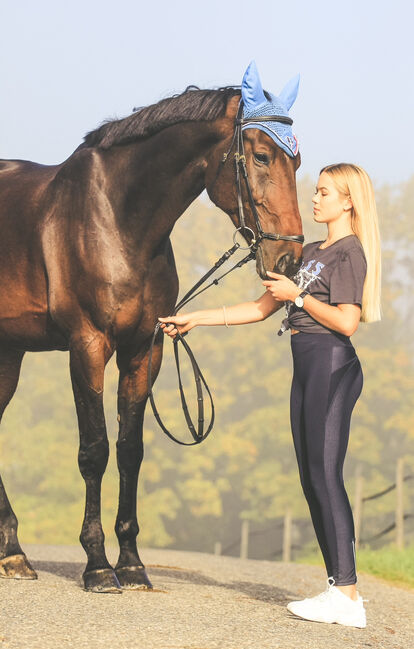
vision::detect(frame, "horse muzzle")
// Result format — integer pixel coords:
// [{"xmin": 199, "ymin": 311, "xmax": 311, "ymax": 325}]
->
[{"xmin": 255, "ymin": 246, "xmax": 301, "ymax": 280}]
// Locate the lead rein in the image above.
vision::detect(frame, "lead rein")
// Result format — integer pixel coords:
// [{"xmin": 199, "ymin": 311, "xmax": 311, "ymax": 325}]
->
[{"xmin": 147, "ymin": 241, "xmax": 256, "ymax": 446}]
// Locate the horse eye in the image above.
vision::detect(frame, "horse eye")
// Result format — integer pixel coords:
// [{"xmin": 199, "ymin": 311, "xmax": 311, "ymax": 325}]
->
[{"xmin": 254, "ymin": 152, "xmax": 269, "ymax": 165}]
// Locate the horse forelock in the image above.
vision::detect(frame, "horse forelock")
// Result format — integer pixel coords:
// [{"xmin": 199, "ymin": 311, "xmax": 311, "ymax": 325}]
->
[{"xmin": 82, "ymin": 86, "xmax": 241, "ymax": 150}]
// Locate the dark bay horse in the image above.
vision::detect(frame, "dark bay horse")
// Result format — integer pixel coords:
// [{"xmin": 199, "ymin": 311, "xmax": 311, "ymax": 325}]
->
[{"xmin": 0, "ymin": 83, "xmax": 303, "ymax": 592}]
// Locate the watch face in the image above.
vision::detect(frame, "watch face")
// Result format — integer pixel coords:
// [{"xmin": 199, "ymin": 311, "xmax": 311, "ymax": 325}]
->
[{"xmin": 295, "ymin": 296, "xmax": 304, "ymax": 308}]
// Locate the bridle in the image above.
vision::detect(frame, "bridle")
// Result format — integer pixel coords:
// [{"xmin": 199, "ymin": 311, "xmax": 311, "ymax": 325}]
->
[
  {"xmin": 147, "ymin": 99, "xmax": 304, "ymax": 446},
  {"xmin": 223, "ymin": 100, "xmax": 304, "ymax": 251}
]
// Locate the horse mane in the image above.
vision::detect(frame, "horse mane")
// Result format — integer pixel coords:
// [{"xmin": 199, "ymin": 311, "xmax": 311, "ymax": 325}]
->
[{"xmin": 82, "ymin": 86, "xmax": 241, "ymax": 149}]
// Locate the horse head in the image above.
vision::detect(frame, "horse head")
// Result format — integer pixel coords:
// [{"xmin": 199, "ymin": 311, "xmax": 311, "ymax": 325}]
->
[{"xmin": 206, "ymin": 61, "xmax": 303, "ymax": 279}]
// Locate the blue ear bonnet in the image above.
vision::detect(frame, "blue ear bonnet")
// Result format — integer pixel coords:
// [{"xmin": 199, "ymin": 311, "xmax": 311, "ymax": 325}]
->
[
  {"xmin": 241, "ymin": 61, "xmax": 299, "ymax": 158},
  {"xmin": 242, "ymin": 96, "xmax": 299, "ymax": 158}
]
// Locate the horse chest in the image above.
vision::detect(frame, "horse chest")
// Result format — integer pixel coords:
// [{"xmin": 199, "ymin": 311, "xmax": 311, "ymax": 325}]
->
[{"xmin": 112, "ymin": 269, "xmax": 178, "ymax": 341}]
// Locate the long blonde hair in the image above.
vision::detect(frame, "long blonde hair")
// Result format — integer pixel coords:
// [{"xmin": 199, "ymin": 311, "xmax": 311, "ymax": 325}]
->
[{"xmin": 320, "ymin": 163, "xmax": 381, "ymax": 323}]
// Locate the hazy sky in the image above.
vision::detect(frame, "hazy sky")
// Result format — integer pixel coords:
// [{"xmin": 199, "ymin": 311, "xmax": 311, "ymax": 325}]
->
[{"xmin": 1, "ymin": 0, "xmax": 413, "ymax": 185}]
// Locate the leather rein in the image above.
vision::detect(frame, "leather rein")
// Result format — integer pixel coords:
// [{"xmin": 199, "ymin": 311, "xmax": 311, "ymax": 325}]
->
[{"xmin": 147, "ymin": 100, "xmax": 304, "ymax": 446}]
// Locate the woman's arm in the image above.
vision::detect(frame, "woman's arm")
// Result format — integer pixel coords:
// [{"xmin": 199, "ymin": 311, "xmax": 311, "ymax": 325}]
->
[
  {"xmin": 296, "ymin": 297, "xmax": 360, "ymax": 336},
  {"xmin": 263, "ymin": 272, "xmax": 361, "ymax": 337},
  {"xmin": 159, "ymin": 291, "xmax": 283, "ymax": 338}
]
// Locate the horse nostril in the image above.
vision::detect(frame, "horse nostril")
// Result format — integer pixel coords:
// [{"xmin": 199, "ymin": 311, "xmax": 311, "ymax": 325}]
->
[
  {"xmin": 275, "ymin": 254, "xmax": 292, "ymax": 275},
  {"xmin": 275, "ymin": 254, "xmax": 300, "ymax": 278}
]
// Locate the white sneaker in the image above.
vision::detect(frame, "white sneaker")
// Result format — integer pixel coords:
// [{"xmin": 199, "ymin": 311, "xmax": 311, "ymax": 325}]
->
[{"xmin": 287, "ymin": 578, "xmax": 367, "ymax": 628}]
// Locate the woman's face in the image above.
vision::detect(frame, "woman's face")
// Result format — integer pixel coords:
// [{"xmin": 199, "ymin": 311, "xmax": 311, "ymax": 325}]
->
[{"xmin": 312, "ymin": 171, "xmax": 351, "ymax": 224}]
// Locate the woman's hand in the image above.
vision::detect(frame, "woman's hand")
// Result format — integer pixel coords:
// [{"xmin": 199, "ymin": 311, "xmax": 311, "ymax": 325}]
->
[
  {"xmin": 158, "ymin": 296, "xmax": 283, "ymax": 337},
  {"xmin": 262, "ymin": 271, "xmax": 300, "ymax": 302},
  {"xmin": 158, "ymin": 313, "xmax": 196, "ymax": 339}
]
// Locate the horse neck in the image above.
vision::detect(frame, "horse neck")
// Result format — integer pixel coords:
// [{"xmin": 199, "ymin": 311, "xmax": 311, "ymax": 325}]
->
[{"xmin": 102, "ymin": 122, "xmax": 223, "ymax": 251}]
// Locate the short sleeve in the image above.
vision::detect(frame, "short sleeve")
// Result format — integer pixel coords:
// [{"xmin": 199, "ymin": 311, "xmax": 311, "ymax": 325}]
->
[{"xmin": 329, "ymin": 248, "xmax": 367, "ymax": 306}]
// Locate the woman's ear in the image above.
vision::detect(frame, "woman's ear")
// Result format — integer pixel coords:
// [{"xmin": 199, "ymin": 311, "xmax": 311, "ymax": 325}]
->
[{"xmin": 343, "ymin": 196, "xmax": 353, "ymax": 211}]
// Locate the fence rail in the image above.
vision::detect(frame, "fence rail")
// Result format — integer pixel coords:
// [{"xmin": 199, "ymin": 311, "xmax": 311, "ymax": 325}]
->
[{"xmin": 214, "ymin": 458, "xmax": 414, "ymax": 560}]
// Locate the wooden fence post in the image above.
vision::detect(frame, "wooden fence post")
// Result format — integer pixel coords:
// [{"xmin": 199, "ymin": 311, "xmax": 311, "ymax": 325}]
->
[
  {"xmin": 240, "ymin": 520, "xmax": 249, "ymax": 559},
  {"xmin": 353, "ymin": 467, "xmax": 364, "ymax": 550},
  {"xmin": 396, "ymin": 457, "xmax": 405, "ymax": 550},
  {"xmin": 283, "ymin": 509, "xmax": 292, "ymax": 562}
]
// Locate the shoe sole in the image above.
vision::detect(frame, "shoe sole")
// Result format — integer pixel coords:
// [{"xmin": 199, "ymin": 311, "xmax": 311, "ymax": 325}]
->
[{"xmin": 287, "ymin": 606, "xmax": 366, "ymax": 629}]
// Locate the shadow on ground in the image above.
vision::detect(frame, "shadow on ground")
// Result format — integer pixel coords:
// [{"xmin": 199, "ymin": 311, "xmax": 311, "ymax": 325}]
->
[
  {"xmin": 32, "ymin": 560, "xmax": 297, "ymax": 606},
  {"xmin": 33, "ymin": 560, "xmax": 84, "ymax": 582}
]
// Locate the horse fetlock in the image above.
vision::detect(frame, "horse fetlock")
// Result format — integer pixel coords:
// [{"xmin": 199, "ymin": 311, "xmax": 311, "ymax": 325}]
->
[
  {"xmin": 115, "ymin": 517, "xmax": 139, "ymax": 541},
  {"xmin": 80, "ymin": 522, "xmax": 106, "ymax": 553},
  {"xmin": 0, "ymin": 519, "xmax": 21, "ymax": 557}
]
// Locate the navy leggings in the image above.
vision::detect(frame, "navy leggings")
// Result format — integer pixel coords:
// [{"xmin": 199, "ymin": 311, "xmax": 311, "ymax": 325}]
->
[{"xmin": 290, "ymin": 332, "xmax": 363, "ymax": 585}]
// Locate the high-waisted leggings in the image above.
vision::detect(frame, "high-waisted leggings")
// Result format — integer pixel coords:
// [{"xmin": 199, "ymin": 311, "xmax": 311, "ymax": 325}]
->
[{"xmin": 290, "ymin": 331, "xmax": 363, "ymax": 585}]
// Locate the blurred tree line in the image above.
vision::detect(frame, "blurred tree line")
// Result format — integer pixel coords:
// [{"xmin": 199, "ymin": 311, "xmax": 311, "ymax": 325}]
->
[{"xmin": 0, "ymin": 174, "xmax": 413, "ymax": 557}]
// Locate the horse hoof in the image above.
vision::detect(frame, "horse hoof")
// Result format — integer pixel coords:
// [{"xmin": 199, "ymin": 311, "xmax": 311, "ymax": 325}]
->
[
  {"xmin": 83, "ymin": 568, "xmax": 122, "ymax": 593},
  {"xmin": 0, "ymin": 554, "xmax": 38, "ymax": 580},
  {"xmin": 115, "ymin": 565, "xmax": 153, "ymax": 590}
]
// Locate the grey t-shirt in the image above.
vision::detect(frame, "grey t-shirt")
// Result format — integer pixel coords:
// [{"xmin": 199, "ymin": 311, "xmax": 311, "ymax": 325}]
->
[{"xmin": 282, "ymin": 234, "xmax": 367, "ymax": 335}]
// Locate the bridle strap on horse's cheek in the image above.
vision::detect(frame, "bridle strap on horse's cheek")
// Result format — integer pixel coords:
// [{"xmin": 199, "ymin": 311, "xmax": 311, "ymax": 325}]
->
[{"xmin": 228, "ymin": 99, "xmax": 304, "ymax": 248}]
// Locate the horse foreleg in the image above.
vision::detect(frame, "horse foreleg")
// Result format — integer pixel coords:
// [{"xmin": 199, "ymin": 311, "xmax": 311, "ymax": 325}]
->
[
  {"xmin": 114, "ymin": 339, "xmax": 163, "ymax": 590},
  {"xmin": 70, "ymin": 336, "xmax": 121, "ymax": 593},
  {"xmin": 0, "ymin": 348, "xmax": 37, "ymax": 580}
]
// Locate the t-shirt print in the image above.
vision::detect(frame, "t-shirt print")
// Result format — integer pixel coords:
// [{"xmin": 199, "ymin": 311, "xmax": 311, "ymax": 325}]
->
[
  {"xmin": 279, "ymin": 258, "xmax": 324, "ymax": 334},
  {"xmin": 293, "ymin": 258, "xmax": 326, "ymax": 292},
  {"xmin": 279, "ymin": 235, "xmax": 367, "ymax": 336}
]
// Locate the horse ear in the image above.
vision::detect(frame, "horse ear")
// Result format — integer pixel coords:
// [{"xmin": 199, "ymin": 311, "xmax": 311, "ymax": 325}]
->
[
  {"xmin": 278, "ymin": 74, "xmax": 300, "ymax": 111},
  {"xmin": 241, "ymin": 61, "xmax": 267, "ymax": 110}
]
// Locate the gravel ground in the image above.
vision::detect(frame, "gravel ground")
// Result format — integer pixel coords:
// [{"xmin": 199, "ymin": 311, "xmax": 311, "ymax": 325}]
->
[{"xmin": 0, "ymin": 544, "xmax": 412, "ymax": 649}]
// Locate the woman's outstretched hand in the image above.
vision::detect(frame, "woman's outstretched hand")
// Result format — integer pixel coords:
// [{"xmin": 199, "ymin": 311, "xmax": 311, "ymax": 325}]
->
[
  {"xmin": 158, "ymin": 313, "xmax": 195, "ymax": 339},
  {"xmin": 262, "ymin": 271, "xmax": 301, "ymax": 302}
]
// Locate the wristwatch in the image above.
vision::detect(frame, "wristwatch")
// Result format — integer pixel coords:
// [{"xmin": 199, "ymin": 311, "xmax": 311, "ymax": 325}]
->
[{"xmin": 294, "ymin": 291, "xmax": 309, "ymax": 308}]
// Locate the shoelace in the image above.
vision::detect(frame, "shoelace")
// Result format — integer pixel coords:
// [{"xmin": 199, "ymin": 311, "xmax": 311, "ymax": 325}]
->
[
  {"xmin": 310, "ymin": 578, "xmax": 335, "ymax": 603},
  {"xmin": 313, "ymin": 589, "xmax": 332, "ymax": 603},
  {"xmin": 307, "ymin": 578, "xmax": 369, "ymax": 605}
]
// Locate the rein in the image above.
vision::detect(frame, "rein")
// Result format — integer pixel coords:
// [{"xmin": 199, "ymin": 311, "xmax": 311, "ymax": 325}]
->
[
  {"xmin": 147, "ymin": 243, "xmax": 254, "ymax": 446},
  {"xmin": 147, "ymin": 100, "xmax": 304, "ymax": 446}
]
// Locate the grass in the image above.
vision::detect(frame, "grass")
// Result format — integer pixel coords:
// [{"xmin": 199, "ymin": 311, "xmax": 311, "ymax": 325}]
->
[{"xmin": 297, "ymin": 543, "xmax": 414, "ymax": 590}]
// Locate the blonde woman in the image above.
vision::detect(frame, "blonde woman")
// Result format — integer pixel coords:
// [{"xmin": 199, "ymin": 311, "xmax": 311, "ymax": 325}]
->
[{"xmin": 159, "ymin": 163, "xmax": 381, "ymax": 629}]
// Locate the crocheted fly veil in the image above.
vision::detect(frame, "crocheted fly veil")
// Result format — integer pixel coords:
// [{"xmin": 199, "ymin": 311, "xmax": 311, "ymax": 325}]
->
[{"xmin": 241, "ymin": 61, "xmax": 299, "ymax": 158}]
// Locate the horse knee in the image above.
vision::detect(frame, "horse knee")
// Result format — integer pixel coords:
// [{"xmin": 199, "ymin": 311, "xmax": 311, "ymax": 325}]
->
[
  {"xmin": 78, "ymin": 438, "xmax": 109, "ymax": 480},
  {"xmin": 116, "ymin": 438, "xmax": 143, "ymax": 471}
]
